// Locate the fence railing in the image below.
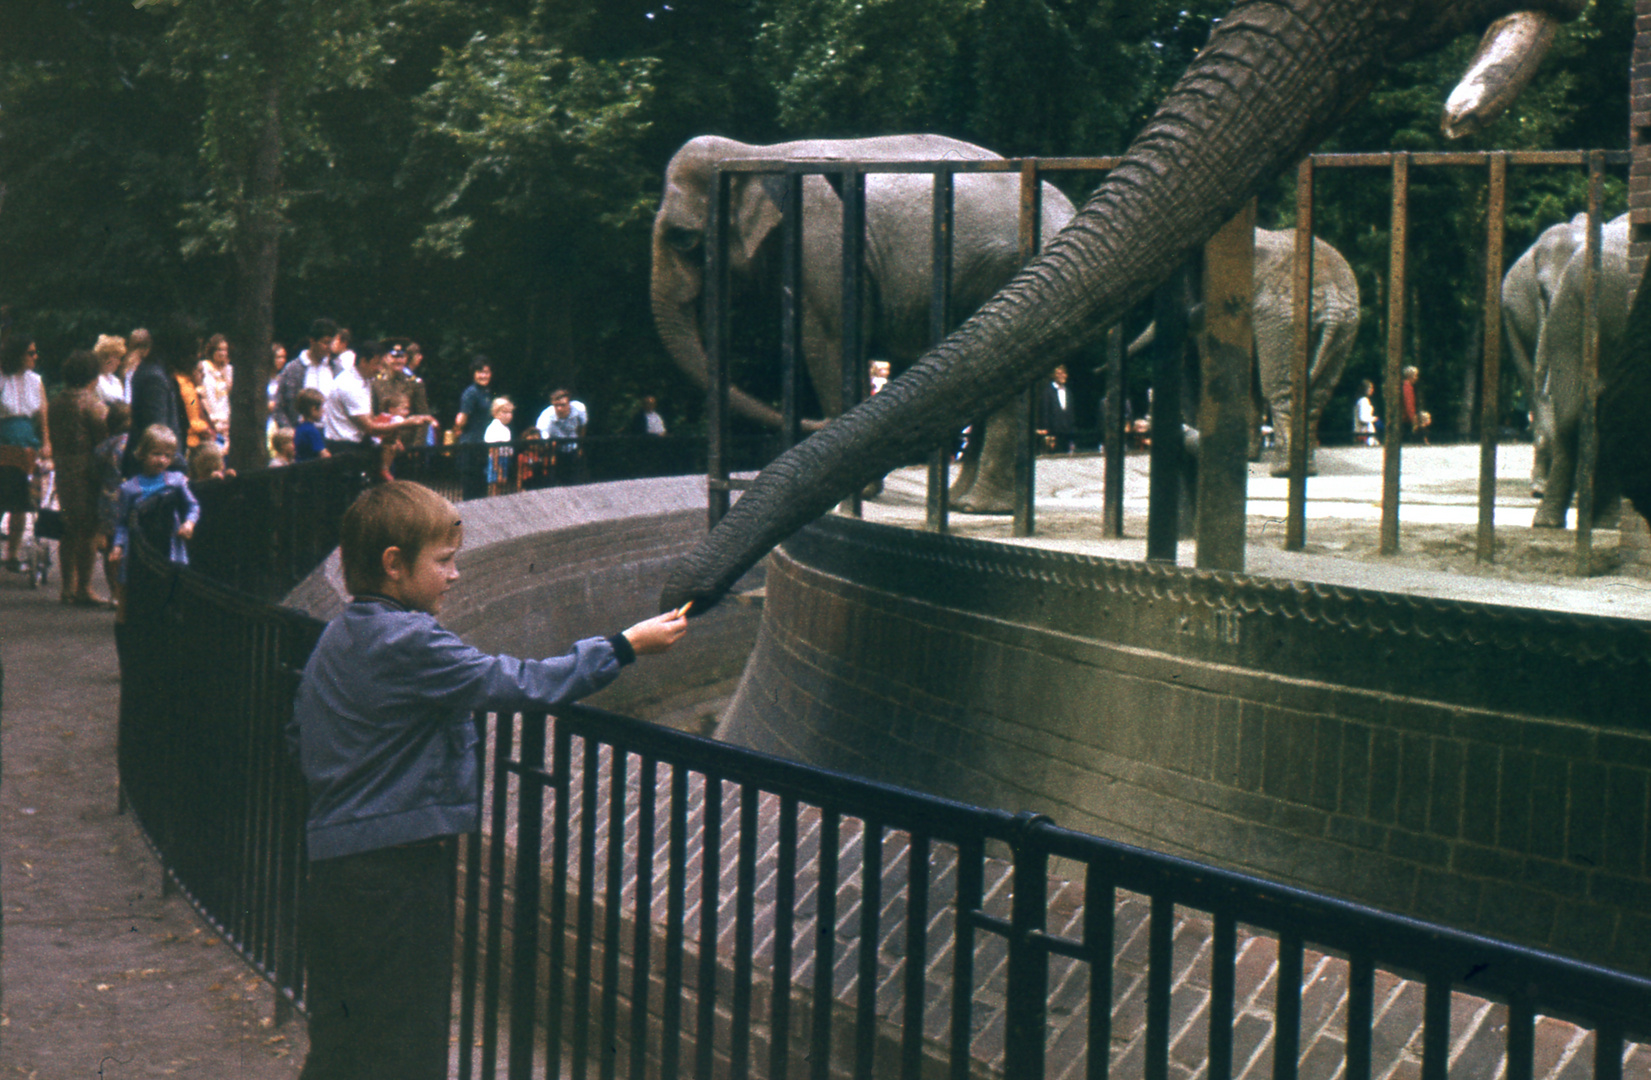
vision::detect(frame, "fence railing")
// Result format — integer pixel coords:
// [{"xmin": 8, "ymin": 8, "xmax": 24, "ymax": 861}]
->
[
  {"xmin": 118, "ymin": 468, "xmax": 1651, "ymax": 1078},
  {"xmin": 705, "ymin": 150, "xmax": 1633, "ymax": 572}
]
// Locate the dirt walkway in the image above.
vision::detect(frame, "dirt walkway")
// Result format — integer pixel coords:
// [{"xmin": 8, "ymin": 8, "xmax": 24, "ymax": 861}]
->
[{"xmin": 0, "ymin": 577, "xmax": 305, "ymax": 1078}]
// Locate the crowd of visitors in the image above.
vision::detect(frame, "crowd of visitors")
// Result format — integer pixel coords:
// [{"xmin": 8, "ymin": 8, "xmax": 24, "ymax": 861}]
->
[{"xmin": 0, "ymin": 310, "xmax": 678, "ymax": 604}]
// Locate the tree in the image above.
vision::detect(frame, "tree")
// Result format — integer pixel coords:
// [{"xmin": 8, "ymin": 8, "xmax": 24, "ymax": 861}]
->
[{"xmin": 136, "ymin": 0, "xmax": 382, "ymax": 470}]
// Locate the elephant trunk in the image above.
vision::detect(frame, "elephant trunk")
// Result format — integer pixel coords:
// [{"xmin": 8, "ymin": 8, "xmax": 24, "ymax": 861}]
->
[
  {"xmin": 661, "ymin": 0, "xmax": 1582, "ymax": 612},
  {"xmin": 651, "ymin": 261, "xmax": 785, "ymax": 430}
]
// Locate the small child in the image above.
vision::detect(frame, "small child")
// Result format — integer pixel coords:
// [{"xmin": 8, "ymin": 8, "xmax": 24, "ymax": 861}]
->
[
  {"xmin": 373, "ymin": 389, "xmax": 414, "ymax": 483},
  {"xmin": 294, "ymin": 388, "xmax": 328, "ymax": 462},
  {"xmin": 286, "ymin": 481, "xmax": 685, "ymax": 1077},
  {"xmin": 108, "ymin": 424, "xmax": 201, "ymax": 591},
  {"xmin": 484, "ymin": 397, "xmax": 515, "ymax": 492},
  {"xmin": 94, "ymin": 402, "xmax": 132, "ymax": 608},
  {"xmin": 189, "ymin": 442, "xmax": 229, "ymax": 482},
  {"xmin": 270, "ymin": 428, "xmax": 296, "ymax": 467}
]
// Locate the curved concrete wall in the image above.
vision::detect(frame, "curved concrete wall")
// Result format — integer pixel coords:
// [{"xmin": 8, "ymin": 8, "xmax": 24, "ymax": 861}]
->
[
  {"xmin": 285, "ymin": 476, "xmax": 764, "ymax": 721},
  {"xmin": 720, "ymin": 515, "xmax": 1651, "ymax": 976}
]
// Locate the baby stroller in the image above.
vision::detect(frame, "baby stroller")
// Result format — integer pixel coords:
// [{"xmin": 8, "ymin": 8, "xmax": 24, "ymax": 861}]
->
[{"xmin": 0, "ymin": 445, "xmax": 56, "ymax": 588}]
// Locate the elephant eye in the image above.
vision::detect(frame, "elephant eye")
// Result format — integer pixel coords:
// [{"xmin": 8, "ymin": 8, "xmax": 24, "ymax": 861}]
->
[{"xmin": 666, "ymin": 226, "xmax": 702, "ymax": 254}]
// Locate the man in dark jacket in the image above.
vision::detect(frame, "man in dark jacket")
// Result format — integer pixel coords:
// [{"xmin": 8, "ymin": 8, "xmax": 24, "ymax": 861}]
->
[{"xmin": 122, "ymin": 315, "xmax": 195, "ymax": 476}]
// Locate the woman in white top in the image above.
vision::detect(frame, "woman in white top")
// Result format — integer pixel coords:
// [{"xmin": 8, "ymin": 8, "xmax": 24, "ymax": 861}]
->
[
  {"xmin": 94, "ymin": 334, "xmax": 127, "ymax": 405},
  {"xmin": 1353, "ymin": 379, "xmax": 1378, "ymax": 447},
  {"xmin": 196, "ymin": 333, "xmax": 233, "ymax": 448},
  {"xmin": 0, "ymin": 334, "xmax": 51, "ymax": 567}
]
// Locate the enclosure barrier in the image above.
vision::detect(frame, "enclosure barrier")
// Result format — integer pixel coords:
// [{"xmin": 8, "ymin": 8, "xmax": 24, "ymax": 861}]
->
[
  {"xmin": 706, "ymin": 150, "xmax": 1632, "ymax": 573},
  {"xmin": 118, "ymin": 468, "xmax": 1651, "ymax": 1078}
]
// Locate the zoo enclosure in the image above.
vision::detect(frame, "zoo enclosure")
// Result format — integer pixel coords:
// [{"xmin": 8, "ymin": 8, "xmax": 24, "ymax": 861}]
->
[
  {"xmin": 702, "ymin": 150, "xmax": 1632, "ymax": 573},
  {"xmin": 115, "ymin": 462, "xmax": 1651, "ymax": 1079}
]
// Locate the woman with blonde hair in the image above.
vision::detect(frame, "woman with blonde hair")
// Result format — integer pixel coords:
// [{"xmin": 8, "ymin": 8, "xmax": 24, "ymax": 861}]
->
[{"xmin": 94, "ymin": 334, "xmax": 127, "ymax": 405}]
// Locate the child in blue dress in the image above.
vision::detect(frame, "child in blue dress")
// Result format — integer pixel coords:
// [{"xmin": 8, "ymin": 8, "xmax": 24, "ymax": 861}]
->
[{"xmin": 108, "ymin": 424, "xmax": 200, "ymax": 589}]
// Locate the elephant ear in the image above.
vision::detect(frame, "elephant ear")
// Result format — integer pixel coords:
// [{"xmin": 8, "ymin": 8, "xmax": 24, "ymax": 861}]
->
[{"xmin": 732, "ymin": 174, "xmax": 788, "ymax": 263}]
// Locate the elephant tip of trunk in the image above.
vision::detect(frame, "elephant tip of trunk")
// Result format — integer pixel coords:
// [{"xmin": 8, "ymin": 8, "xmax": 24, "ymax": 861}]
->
[{"xmin": 659, "ymin": 572, "xmax": 725, "ymax": 619}]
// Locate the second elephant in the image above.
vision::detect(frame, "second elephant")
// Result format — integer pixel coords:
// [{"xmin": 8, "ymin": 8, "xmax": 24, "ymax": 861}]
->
[
  {"xmin": 1253, "ymin": 229, "xmax": 1360, "ymax": 475},
  {"xmin": 1531, "ymin": 212, "xmax": 1630, "ymax": 528}
]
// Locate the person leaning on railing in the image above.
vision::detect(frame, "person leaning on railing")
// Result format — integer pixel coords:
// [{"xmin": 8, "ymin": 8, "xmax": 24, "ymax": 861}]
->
[{"xmin": 285, "ymin": 480, "xmax": 687, "ymax": 1079}]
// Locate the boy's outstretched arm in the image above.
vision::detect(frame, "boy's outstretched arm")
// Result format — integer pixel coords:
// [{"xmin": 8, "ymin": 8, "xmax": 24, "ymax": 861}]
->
[{"xmin": 622, "ymin": 611, "xmax": 688, "ymax": 655}]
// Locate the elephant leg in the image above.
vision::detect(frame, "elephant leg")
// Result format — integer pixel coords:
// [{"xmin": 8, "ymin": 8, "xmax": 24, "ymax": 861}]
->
[
  {"xmin": 1267, "ymin": 398, "xmax": 1318, "ymax": 477},
  {"xmin": 952, "ymin": 405, "xmax": 1020, "ymax": 514},
  {"xmin": 1533, "ymin": 423, "xmax": 1576, "ymax": 527}
]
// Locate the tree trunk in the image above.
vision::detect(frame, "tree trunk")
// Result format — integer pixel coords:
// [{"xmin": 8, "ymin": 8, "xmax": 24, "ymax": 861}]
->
[{"xmin": 228, "ymin": 75, "xmax": 282, "ymax": 474}]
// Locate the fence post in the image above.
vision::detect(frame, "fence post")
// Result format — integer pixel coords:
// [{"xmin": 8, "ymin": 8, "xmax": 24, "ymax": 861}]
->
[
  {"xmin": 840, "ymin": 166, "xmax": 867, "ymax": 518},
  {"xmin": 1381, "ymin": 152, "xmax": 1410, "ymax": 555},
  {"xmin": 1147, "ymin": 265, "xmax": 1189, "ymax": 562},
  {"xmin": 1103, "ymin": 325, "xmax": 1127, "ymax": 538},
  {"xmin": 1004, "ymin": 814, "xmax": 1050, "ymax": 1080},
  {"xmin": 1013, "ymin": 160, "xmax": 1043, "ymax": 538},
  {"xmin": 781, "ymin": 170, "xmax": 805, "ymax": 453},
  {"xmin": 1478, "ymin": 153, "xmax": 1508, "ymax": 563},
  {"xmin": 1285, "ymin": 157, "xmax": 1316, "ymax": 552},
  {"xmin": 508, "ymin": 714, "xmax": 545, "ymax": 1080},
  {"xmin": 1575, "ymin": 150, "xmax": 1606, "ymax": 575},
  {"xmin": 1198, "ymin": 200, "xmax": 1256, "ymax": 572},
  {"xmin": 706, "ymin": 167, "xmax": 733, "ymax": 530},
  {"xmin": 928, "ymin": 167, "xmax": 956, "ymax": 533}
]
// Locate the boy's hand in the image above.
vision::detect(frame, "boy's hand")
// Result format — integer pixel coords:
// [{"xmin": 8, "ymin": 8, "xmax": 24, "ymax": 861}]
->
[
  {"xmin": 622, "ymin": 611, "xmax": 688, "ymax": 655},
  {"xmin": 109, "ymin": 545, "xmax": 123, "ymax": 564},
  {"xmin": 176, "ymin": 521, "xmax": 195, "ymax": 540}
]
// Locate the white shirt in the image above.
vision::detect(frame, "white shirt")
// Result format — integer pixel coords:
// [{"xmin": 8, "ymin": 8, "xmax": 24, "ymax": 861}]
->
[
  {"xmin": 322, "ymin": 367, "xmax": 373, "ymax": 442},
  {"xmin": 0, "ymin": 371, "xmax": 44, "ymax": 419},
  {"xmin": 535, "ymin": 399, "xmax": 587, "ymax": 440},
  {"xmin": 1354, "ymin": 396, "xmax": 1376, "ymax": 433},
  {"xmin": 96, "ymin": 372, "xmax": 127, "ymax": 405},
  {"xmin": 484, "ymin": 418, "xmax": 512, "ymax": 444},
  {"xmin": 296, "ymin": 349, "xmax": 340, "ymax": 401}
]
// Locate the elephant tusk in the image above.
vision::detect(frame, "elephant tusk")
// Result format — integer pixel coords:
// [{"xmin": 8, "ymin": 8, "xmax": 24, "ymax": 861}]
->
[{"xmin": 1441, "ymin": 11, "xmax": 1559, "ymax": 139}]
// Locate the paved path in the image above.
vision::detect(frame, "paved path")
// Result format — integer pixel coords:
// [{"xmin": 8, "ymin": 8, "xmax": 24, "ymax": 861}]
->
[{"xmin": 0, "ymin": 576, "xmax": 305, "ymax": 1077}]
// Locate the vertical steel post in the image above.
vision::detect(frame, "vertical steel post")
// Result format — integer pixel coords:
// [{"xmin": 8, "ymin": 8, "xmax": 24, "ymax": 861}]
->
[
  {"xmin": 1003, "ymin": 823, "xmax": 1049, "ymax": 1080},
  {"xmin": 1478, "ymin": 153, "xmax": 1508, "ymax": 563},
  {"xmin": 1103, "ymin": 325, "xmax": 1126, "ymax": 538},
  {"xmin": 507, "ymin": 715, "xmax": 545, "ymax": 1080},
  {"xmin": 706, "ymin": 167, "xmax": 732, "ymax": 529},
  {"xmin": 1013, "ymin": 160, "xmax": 1042, "ymax": 537},
  {"xmin": 780, "ymin": 170, "xmax": 805, "ymax": 452},
  {"xmin": 928, "ymin": 168, "xmax": 956, "ymax": 533},
  {"xmin": 1381, "ymin": 153, "xmax": 1411, "ymax": 555},
  {"xmin": 1575, "ymin": 151, "xmax": 1606, "ymax": 575},
  {"xmin": 1147, "ymin": 265, "xmax": 1188, "ymax": 562},
  {"xmin": 1285, "ymin": 158, "xmax": 1316, "ymax": 551},
  {"xmin": 840, "ymin": 167, "xmax": 867, "ymax": 518},
  {"xmin": 1197, "ymin": 201, "xmax": 1256, "ymax": 572}
]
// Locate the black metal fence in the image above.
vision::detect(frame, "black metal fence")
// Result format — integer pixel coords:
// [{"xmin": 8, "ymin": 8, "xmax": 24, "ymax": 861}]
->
[
  {"xmin": 704, "ymin": 151, "xmax": 1633, "ymax": 572},
  {"xmin": 118, "ymin": 469, "xmax": 1651, "ymax": 1078}
]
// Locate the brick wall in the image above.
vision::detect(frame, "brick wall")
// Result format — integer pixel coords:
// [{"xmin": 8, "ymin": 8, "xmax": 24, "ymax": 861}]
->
[
  {"xmin": 1631, "ymin": 0, "xmax": 1651, "ymax": 292},
  {"xmin": 719, "ymin": 516, "xmax": 1651, "ymax": 977}
]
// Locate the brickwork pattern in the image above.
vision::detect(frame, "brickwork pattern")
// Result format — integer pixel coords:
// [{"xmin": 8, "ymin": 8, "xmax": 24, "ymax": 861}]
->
[
  {"xmin": 459, "ymin": 731, "xmax": 1649, "ymax": 1079},
  {"xmin": 1631, "ymin": 1, "xmax": 1651, "ymax": 289},
  {"xmin": 718, "ymin": 517, "xmax": 1651, "ymax": 978}
]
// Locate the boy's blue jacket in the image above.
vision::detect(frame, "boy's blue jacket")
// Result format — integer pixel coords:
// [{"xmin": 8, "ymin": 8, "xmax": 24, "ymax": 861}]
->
[{"xmin": 288, "ymin": 594, "xmax": 631, "ymax": 860}]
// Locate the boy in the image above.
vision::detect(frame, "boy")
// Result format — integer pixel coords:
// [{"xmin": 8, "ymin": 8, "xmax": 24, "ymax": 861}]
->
[
  {"xmin": 293, "ymin": 388, "xmax": 327, "ymax": 462},
  {"xmin": 287, "ymin": 481, "xmax": 685, "ymax": 1079}
]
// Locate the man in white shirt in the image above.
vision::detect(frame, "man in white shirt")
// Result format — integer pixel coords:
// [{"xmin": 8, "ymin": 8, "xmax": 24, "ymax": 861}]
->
[{"xmin": 322, "ymin": 341, "xmax": 432, "ymax": 460}]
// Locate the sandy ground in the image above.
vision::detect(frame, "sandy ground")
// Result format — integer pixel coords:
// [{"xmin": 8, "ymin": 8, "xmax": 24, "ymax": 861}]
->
[{"xmin": 862, "ymin": 441, "xmax": 1651, "ymax": 623}]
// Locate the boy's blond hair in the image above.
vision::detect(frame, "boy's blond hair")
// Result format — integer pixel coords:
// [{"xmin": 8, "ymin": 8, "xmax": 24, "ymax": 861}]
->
[
  {"xmin": 490, "ymin": 396, "xmax": 514, "ymax": 418},
  {"xmin": 134, "ymin": 424, "xmax": 179, "ymax": 461},
  {"xmin": 340, "ymin": 481, "xmax": 462, "ymax": 595}
]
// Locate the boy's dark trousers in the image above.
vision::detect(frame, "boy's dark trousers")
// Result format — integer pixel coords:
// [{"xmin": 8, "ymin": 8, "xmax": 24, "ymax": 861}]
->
[{"xmin": 300, "ymin": 837, "xmax": 457, "ymax": 1080}]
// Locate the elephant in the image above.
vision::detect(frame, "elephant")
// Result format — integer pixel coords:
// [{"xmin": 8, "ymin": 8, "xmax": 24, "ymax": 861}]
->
[
  {"xmin": 651, "ymin": 134, "xmax": 1076, "ymax": 512},
  {"xmin": 1502, "ymin": 212, "xmax": 1592, "ymax": 496},
  {"xmin": 1125, "ymin": 229, "xmax": 1360, "ymax": 476},
  {"xmin": 661, "ymin": 0, "xmax": 1587, "ymax": 614},
  {"xmin": 1531, "ymin": 212, "xmax": 1630, "ymax": 528},
  {"xmin": 1252, "ymin": 230, "xmax": 1360, "ymax": 474}
]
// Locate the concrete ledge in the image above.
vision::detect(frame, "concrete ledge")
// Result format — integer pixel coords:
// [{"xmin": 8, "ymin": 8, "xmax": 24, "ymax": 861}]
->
[{"xmin": 719, "ymin": 515, "xmax": 1651, "ymax": 977}]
